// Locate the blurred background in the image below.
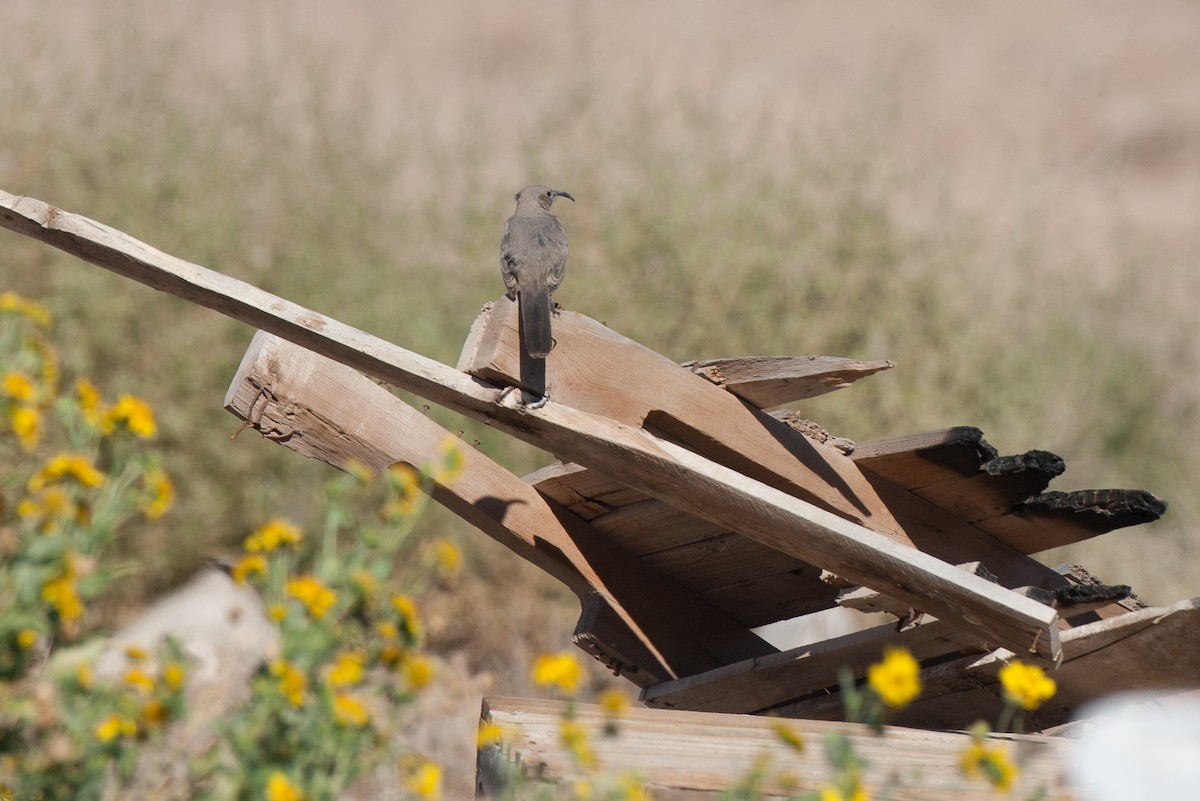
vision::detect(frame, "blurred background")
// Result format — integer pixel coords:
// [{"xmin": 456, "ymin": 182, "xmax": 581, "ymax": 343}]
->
[{"xmin": 3, "ymin": 0, "xmax": 1198, "ymax": 705}]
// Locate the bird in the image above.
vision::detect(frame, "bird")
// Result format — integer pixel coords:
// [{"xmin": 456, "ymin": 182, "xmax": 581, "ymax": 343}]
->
[{"xmin": 500, "ymin": 185, "xmax": 574, "ymax": 359}]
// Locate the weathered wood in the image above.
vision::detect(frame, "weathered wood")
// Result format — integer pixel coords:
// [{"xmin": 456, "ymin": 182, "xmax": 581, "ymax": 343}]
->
[
  {"xmin": 224, "ymin": 332, "xmax": 776, "ymax": 685},
  {"xmin": 480, "ymin": 696, "xmax": 1073, "ymax": 800},
  {"xmin": 640, "ymin": 615, "xmax": 968, "ymax": 713},
  {"xmin": 852, "ymin": 428, "xmax": 1065, "ymax": 521},
  {"xmin": 771, "ymin": 599, "xmax": 1200, "ymax": 730},
  {"xmin": 979, "ymin": 489, "xmax": 1168, "ymax": 553},
  {"xmin": 685, "ymin": 355, "xmax": 895, "ymax": 409},
  {"xmin": 460, "ymin": 298, "xmax": 912, "ymax": 545},
  {"xmin": 2, "ymin": 190, "xmax": 1060, "ymax": 658}
]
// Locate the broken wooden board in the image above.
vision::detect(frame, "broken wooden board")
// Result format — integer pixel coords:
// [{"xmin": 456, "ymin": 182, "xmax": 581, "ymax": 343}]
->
[
  {"xmin": 225, "ymin": 332, "xmax": 776, "ymax": 685},
  {"xmin": 768, "ymin": 598, "xmax": 1200, "ymax": 730},
  {"xmin": 979, "ymin": 489, "xmax": 1168, "ymax": 554},
  {"xmin": 459, "ymin": 297, "xmax": 912, "ymax": 546},
  {"xmin": 479, "ymin": 696, "xmax": 1073, "ymax": 800},
  {"xmin": 684, "ymin": 355, "xmax": 895, "ymax": 409},
  {"xmin": 527, "ymin": 458, "xmax": 1091, "ymax": 630},
  {"xmin": 851, "ymin": 427, "xmax": 1166, "ymax": 554}
]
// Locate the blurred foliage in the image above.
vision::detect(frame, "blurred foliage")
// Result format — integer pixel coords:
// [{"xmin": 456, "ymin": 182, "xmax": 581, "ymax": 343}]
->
[{"xmin": 0, "ymin": 5, "xmax": 1194, "ymax": 637}]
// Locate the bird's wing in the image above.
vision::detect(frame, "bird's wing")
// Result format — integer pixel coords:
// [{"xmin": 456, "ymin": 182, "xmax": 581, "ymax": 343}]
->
[
  {"xmin": 499, "ymin": 218, "xmax": 519, "ymax": 295},
  {"xmin": 538, "ymin": 215, "xmax": 569, "ymax": 291}
]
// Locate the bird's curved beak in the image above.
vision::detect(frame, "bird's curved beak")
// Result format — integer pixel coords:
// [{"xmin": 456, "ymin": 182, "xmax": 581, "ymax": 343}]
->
[{"xmin": 552, "ymin": 190, "xmax": 575, "ymax": 202}]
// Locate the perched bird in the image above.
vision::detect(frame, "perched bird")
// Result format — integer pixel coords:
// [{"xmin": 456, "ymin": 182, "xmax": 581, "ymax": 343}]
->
[{"xmin": 500, "ymin": 185, "xmax": 574, "ymax": 358}]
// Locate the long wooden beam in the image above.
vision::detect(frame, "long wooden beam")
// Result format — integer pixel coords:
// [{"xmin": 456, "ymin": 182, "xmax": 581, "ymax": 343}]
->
[{"xmin": 0, "ymin": 189, "xmax": 1061, "ymax": 660}]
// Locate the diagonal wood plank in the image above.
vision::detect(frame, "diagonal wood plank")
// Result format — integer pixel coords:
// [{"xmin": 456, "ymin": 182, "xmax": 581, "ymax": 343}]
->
[
  {"xmin": 459, "ymin": 298, "xmax": 911, "ymax": 545},
  {"xmin": 224, "ymin": 332, "xmax": 777, "ymax": 685}
]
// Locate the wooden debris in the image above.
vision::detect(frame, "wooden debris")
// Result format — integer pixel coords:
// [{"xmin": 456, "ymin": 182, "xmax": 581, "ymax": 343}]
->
[
  {"xmin": 459, "ymin": 298, "xmax": 912, "ymax": 545},
  {"xmin": 980, "ymin": 489, "xmax": 1168, "ymax": 553},
  {"xmin": 225, "ymin": 332, "xmax": 776, "ymax": 684},
  {"xmin": 685, "ymin": 355, "xmax": 895, "ymax": 409},
  {"xmin": 480, "ymin": 696, "xmax": 1073, "ymax": 800}
]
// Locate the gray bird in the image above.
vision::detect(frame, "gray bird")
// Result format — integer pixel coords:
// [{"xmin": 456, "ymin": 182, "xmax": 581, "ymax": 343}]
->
[{"xmin": 500, "ymin": 185, "xmax": 574, "ymax": 358}]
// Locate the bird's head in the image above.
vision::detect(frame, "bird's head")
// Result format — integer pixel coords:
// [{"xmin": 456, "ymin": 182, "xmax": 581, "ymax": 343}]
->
[{"xmin": 515, "ymin": 185, "xmax": 575, "ymax": 212}]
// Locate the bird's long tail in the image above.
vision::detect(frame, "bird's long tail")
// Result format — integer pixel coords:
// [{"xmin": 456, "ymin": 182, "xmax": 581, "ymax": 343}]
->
[{"xmin": 520, "ymin": 287, "xmax": 553, "ymax": 358}]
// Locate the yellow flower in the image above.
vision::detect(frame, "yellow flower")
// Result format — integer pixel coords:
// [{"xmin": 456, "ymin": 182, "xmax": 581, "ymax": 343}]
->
[
  {"xmin": 28, "ymin": 453, "xmax": 105, "ymax": 491},
  {"xmin": 75, "ymin": 378, "xmax": 104, "ymax": 426},
  {"xmin": 533, "ymin": 651, "xmax": 583, "ymax": 696},
  {"xmin": 960, "ymin": 741, "xmax": 1017, "ymax": 792},
  {"xmin": 600, "ymin": 688, "xmax": 630, "ymax": 719},
  {"xmin": 94, "ymin": 714, "xmax": 126, "ymax": 743},
  {"xmin": 428, "ymin": 538, "xmax": 462, "ymax": 580},
  {"xmin": 2, "ymin": 372, "xmax": 36, "ymax": 402},
  {"xmin": 123, "ymin": 667, "xmax": 155, "ymax": 695},
  {"xmin": 41, "ymin": 574, "xmax": 84, "ymax": 622},
  {"xmin": 16, "ymin": 629, "xmax": 38, "ymax": 649},
  {"xmin": 270, "ymin": 659, "xmax": 308, "ymax": 707},
  {"xmin": 103, "ymin": 393, "xmax": 157, "ymax": 437},
  {"xmin": 326, "ymin": 651, "xmax": 365, "ymax": 688},
  {"xmin": 265, "ymin": 771, "xmax": 305, "ymax": 801},
  {"xmin": 867, "ymin": 647, "xmax": 921, "ymax": 709},
  {"xmin": 998, "ymin": 661, "xmax": 1057, "ymax": 711},
  {"xmin": 405, "ymin": 760, "xmax": 442, "ymax": 800},
  {"xmin": 0, "ymin": 291, "xmax": 51, "ymax": 326},
  {"xmin": 332, "ymin": 693, "xmax": 371, "ymax": 727},
  {"xmin": 287, "ymin": 575, "xmax": 337, "ymax": 619},
  {"xmin": 769, "ymin": 720, "xmax": 805, "ymax": 752},
  {"xmin": 391, "ymin": 594, "xmax": 423, "ymax": 641},
  {"xmin": 383, "ymin": 464, "xmax": 422, "ymax": 518},
  {"xmin": 477, "ymin": 722, "xmax": 505, "ymax": 748},
  {"xmin": 377, "ymin": 620, "xmax": 399, "ymax": 639},
  {"xmin": 124, "ymin": 644, "xmax": 150, "ymax": 662},
  {"xmin": 401, "ymin": 653, "xmax": 435, "ymax": 690},
  {"xmin": 431, "ymin": 436, "xmax": 465, "ymax": 483},
  {"xmin": 268, "ymin": 603, "xmax": 287, "ymax": 621},
  {"xmin": 245, "ymin": 518, "xmax": 303, "ymax": 553},
  {"xmin": 559, "ymin": 719, "xmax": 597, "ymax": 769},
  {"xmin": 231, "ymin": 554, "xmax": 267, "ymax": 585},
  {"xmin": 162, "ymin": 662, "xmax": 186, "ymax": 691},
  {"xmin": 140, "ymin": 469, "xmax": 175, "ymax": 520},
  {"xmin": 10, "ymin": 405, "xmax": 41, "ymax": 451},
  {"xmin": 615, "ymin": 772, "xmax": 650, "ymax": 801},
  {"xmin": 350, "ymin": 569, "xmax": 377, "ymax": 597},
  {"xmin": 819, "ymin": 785, "xmax": 869, "ymax": 801},
  {"xmin": 75, "ymin": 663, "xmax": 94, "ymax": 689},
  {"xmin": 141, "ymin": 699, "xmax": 169, "ymax": 726}
]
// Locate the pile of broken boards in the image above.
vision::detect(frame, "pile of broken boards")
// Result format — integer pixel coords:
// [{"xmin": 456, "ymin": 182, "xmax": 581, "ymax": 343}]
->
[{"xmin": 225, "ymin": 298, "xmax": 1198, "ymax": 734}]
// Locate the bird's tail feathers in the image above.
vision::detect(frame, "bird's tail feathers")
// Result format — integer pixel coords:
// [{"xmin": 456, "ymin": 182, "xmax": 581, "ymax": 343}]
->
[{"xmin": 520, "ymin": 289, "xmax": 553, "ymax": 358}]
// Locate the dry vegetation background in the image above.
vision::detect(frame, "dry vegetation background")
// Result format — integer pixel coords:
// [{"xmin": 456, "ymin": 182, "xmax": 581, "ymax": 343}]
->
[{"xmin": 3, "ymin": 0, "xmax": 1199, "ymax": 731}]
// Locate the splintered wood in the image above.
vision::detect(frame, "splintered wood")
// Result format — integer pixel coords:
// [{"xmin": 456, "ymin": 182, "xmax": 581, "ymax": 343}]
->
[{"xmin": 1, "ymin": 187, "xmax": 1189, "ymax": 736}]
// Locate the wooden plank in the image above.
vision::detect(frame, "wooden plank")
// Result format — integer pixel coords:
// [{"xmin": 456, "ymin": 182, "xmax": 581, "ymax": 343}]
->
[
  {"xmin": 224, "ymin": 332, "xmax": 777, "ymax": 685},
  {"xmin": 480, "ymin": 696, "xmax": 1073, "ymax": 800},
  {"xmin": 852, "ymin": 428, "xmax": 1065, "ymax": 522},
  {"xmin": 641, "ymin": 615, "xmax": 968, "ymax": 714},
  {"xmin": 770, "ymin": 599, "xmax": 1200, "ymax": 731},
  {"xmin": 2, "ymin": 190, "xmax": 1061, "ymax": 659},
  {"xmin": 851, "ymin": 427, "xmax": 999, "ymax": 480},
  {"xmin": 685, "ymin": 355, "xmax": 895, "ymax": 409},
  {"xmin": 460, "ymin": 298, "xmax": 912, "ymax": 546},
  {"xmin": 979, "ymin": 489, "xmax": 1168, "ymax": 553},
  {"xmin": 523, "ymin": 462, "xmax": 652, "ymax": 521}
]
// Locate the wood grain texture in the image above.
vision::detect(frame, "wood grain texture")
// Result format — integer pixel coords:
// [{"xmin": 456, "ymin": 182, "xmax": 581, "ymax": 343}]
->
[
  {"xmin": 460, "ymin": 298, "xmax": 911, "ymax": 544},
  {"xmin": 686, "ymin": 354, "xmax": 895, "ymax": 408},
  {"xmin": 480, "ymin": 696, "xmax": 1072, "ymax": 800}
]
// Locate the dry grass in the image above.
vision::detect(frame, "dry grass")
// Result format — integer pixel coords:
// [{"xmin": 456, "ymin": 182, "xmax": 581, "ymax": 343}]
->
[{"xmin": 3, "ymin": 0, "xmax": 1198, "ymax": 711}]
